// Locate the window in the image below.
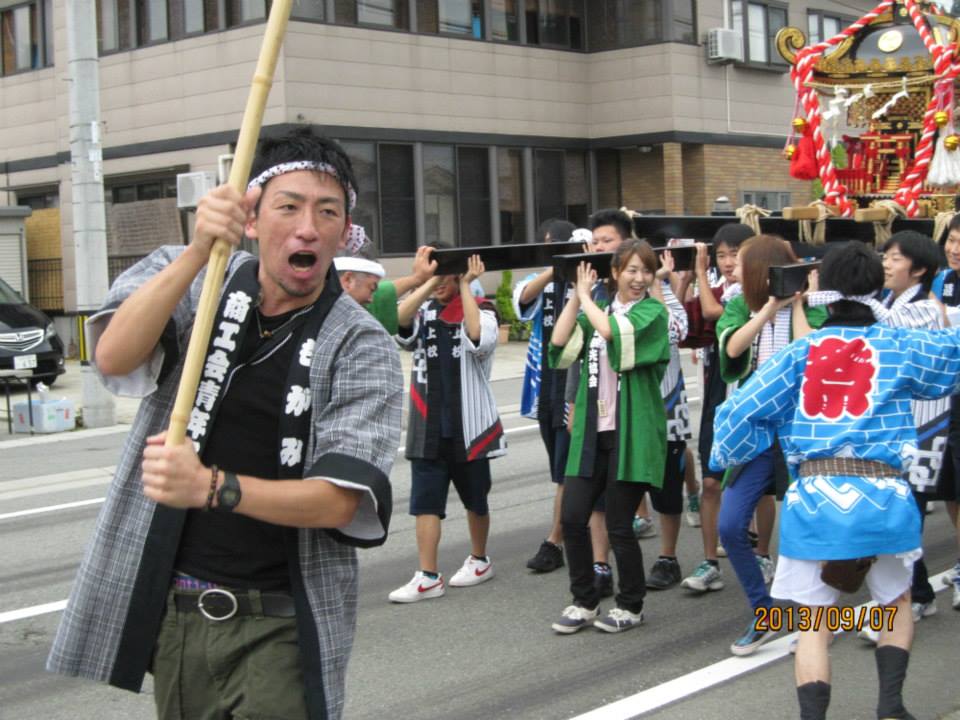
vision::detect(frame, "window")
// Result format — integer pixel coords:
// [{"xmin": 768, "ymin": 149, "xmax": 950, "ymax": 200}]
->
[
  {"xmin": 354, "ymin": 0, "xmax": 408, "ymax": 29},
  {"xmin": 1, "ymin": 1, "xmax": 52, "ymax": 74},
  {"xmin": 490, "ymin": 0, "xmax": 519, "ymax": 41},
  {"xmin": 741, "ymin": 190, "xmax": 791, "ymax": 212},
  {"xmin": 587, "ymin": 0, "xmax": 693, "ymax": 51},
  {"xmin": 379, "ymin": 144, "xmax": 417, "ymax": 255},
  {"xmin": 498, "ymin": 148, "xmax": 526, "ymax": 244},
  {"xmin": 137, "ymin": 0, "xmax": 168, "ymax": 43},
  {"xmin": 535, "ymin": 149, "xmax": 565, "ymax": 228},
  {"xmin": 806, "ymin": 10, "xmax": 853, "ymax": 45},
  {"xmin": 109, "ymin": 177, "xmax": 178, "ymax": 203},
  {"xmin": 229, "ymin": 0, "xmax": 266, "ymax": 25},
  {"xmin": 17, "ymin": 189, "xmax": 58, "ymax": 209},
  {"xmin": 731, "ymin": 0, "xmax": 787, "ymax": 67},
  {"xmin": 291, "ymin": 0, "xmax": 326, "ymax": 21},
  {"xmin": 565, "ymin": 150, "xmax": 589, "ymax": 227},
  {"xmin": 340, "ymin": 141, "xmax": 380, "ymax": 250},
  {"xmin": 525, "ymin": 0, "xmax": 583, "ymax": 49},
  {"xmin": 457, "ymin": 147, "xmax": 491, "ymax": 246},
  {"xmin": 423, "ymin": 144, "xmax": 457, "ymax": 246},
  {"xmin": 98, "ymin": 0, "xmax": 134, "ymax": 52},
  {"xmin": 417, "ymin": 1, "xmax": 481, "ymax": 36}
]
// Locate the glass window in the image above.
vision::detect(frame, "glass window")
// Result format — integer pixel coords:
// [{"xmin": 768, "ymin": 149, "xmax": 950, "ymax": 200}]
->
[
  {"xmin": 457, "ymin": 147, "xmax": 492, "ymax": 246},
  {"xmin": 672, "ymin": 0, "xmax": 695, "ymax": 44},
  {"xmin": 358, "ymin": 0, "xmax": 408, "ymax": 29},
  {"xmin": 535, "ymin": 149, "xmax": 565, "ymax": 228},
  {"xmin": 183, "ymin": 0, "xmax": 205, "ymax": 33},
  {"xmin": 588, "ymin": 0, "xmax": 663, "ymax": 51},
  {"xmin": 538, "ymin": 0, "xmax": 568, "ymax": 46},
  {"xmin": 13, "ymin": 6, "xmax": 33, "ymax": 70},
  {"xmin": 340, "ymin": 141, "xmax": 379, "ymax": 250},
  {"xmin": 807, "ymin": 10, "xmax": 851, "ymax": 45},
  {"xmin": 733, "ymin": 0, "xmax": 788, "ymax": 67},
  {"xmin": 138, "ymin": 0, "xmax": 168, "ymax": 43},
  {"xmin": 42, "ymin": 0, "xmax": 52, "ymax": 64},
  {"xmin": 379, "ymin": 144, "xmax": 417, "ymax": 255},
  {"xmin": 291, "ymin": 0, "xmax": 326, "ymax": 21},
  {"xmin": 334, "ymin": 0, "xmax": 357, "ymax": 23},
  {"xmin": 594, "ymin": 148, "xmax": 621, "ymax": 209},
  {"xmin": 740, "ymin": 190, "xmax": 790, "ymax": 211},
  {"xmin": 438, "ymin": 0, "xmax": 482, "ymax": 37},
  {"xmin": 423, "ymin": 144, "xmax": 457, "ymax": 247},
  {"xmin": 112, "ymin": 186, "xmax": 137, "ymax": 204},
  {"xmin": 564, "ymin": 150, "xmax": 589, "ymax": 228},
  {"xmin": 498, "ymin": 148, "xmax": 526, "ymax": 244},
  {"xmin": 490, "ymin": 0, "xmax": 519, "ymax": 42},
  {"xmin": 229, "ymin": 0, "xmax": 265, "ymax": 24}
]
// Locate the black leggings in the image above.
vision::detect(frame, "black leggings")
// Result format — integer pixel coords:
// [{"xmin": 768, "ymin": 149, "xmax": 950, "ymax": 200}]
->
[{"xmin": 561, "ymin": 431, "xmax": 648, "ymax": 614}]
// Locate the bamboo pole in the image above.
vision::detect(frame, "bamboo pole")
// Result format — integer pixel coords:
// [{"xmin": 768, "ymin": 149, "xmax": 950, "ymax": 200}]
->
[{"xmin": 165, "ymin": 0, "xmax": 293, "ymax": 446}]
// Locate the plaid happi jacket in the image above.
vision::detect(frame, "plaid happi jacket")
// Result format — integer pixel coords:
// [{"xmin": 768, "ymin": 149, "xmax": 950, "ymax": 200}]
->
[{"xmin": 47, "ymin": 247, "xmax": 403, "ymax": 720}]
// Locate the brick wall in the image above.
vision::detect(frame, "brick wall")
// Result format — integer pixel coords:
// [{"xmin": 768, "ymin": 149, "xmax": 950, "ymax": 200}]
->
[
  {"xmin": 620, "ymin": 148, "xmax": 664, "ymax": 213},
  {"xmin": 700, "ymin": 145, "xmax": 812, "ymax": 211},
  {"xmin": 107, "ymin": 198, "xmax": 184, "ymax": 255}
]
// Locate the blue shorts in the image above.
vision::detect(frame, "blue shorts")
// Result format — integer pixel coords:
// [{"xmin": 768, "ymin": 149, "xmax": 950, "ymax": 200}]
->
[{"xmin": 410, "ymin": 441, "xmax": 492, "ymax": 518}]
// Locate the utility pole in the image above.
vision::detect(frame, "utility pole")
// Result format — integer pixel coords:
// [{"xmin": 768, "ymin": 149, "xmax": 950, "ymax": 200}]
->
[{"xmin": 66, "ymin": 0, "xmax": 115, "ymax": 427}]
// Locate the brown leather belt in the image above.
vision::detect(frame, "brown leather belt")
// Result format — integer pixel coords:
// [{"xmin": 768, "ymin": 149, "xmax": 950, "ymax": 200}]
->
[
  {"xmin": 173, "ymin": 588, "xmax": 296, "ymax": 621},
  {"xmin": 798, "ymin": 457, "xmax": 899, "ymax": 478}
]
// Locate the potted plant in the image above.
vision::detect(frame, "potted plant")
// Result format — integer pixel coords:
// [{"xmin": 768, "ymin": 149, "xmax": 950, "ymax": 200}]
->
[{"xmin": 494, "ymin": 270, "xmax": 517, "ymax": 344}]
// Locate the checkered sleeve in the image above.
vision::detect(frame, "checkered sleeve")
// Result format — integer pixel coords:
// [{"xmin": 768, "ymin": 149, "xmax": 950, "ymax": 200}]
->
[
  {"xmin": 709, "ymin": 341, "xmax": 802, "ymax": 471},
  {"xmin": 662, "ymin": 282, "xmax": 688, "ymax": 345},
  {"xmin": 306, "ymin": 312, "xmax": 403, "ymax": 548}
]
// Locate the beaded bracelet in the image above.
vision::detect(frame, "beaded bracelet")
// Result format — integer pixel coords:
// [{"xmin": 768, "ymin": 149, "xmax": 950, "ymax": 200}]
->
[{"xmin": 204, "ymin": 465, "xmax": 219, "ymax": 511}]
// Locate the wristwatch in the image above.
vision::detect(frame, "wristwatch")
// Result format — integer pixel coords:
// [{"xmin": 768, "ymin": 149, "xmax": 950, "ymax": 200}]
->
[{"xmin": 216, "ymin": 471, "xmax": 242, "ymax": 512}]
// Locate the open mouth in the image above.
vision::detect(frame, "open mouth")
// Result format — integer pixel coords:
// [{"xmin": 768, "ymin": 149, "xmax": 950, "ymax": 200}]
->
[{"xmin": 289, "ymin": 252, "xmax": 317, "ymax": 271}]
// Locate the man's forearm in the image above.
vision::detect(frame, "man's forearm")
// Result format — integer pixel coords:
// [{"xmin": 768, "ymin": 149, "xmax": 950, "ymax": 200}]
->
[
  {"xmin": 228, "ymin": 475, "xmax": 363, "ymax": 529},
  {"xmin": 397, "ymin": 278, "xmax": 438, "ymax": 328},
  {"xmin": 461, "ymin": 282, "xmax": 482, "ymax": 342},
  {"xmin": 96, "ymin": 246, "xmax": 207, "ymax": 377}
]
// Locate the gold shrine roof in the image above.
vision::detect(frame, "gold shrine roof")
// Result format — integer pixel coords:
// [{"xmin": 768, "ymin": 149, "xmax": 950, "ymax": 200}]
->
[{"xmin": 777, "ymin": 2, "xmax": 960, "ymax": 80}]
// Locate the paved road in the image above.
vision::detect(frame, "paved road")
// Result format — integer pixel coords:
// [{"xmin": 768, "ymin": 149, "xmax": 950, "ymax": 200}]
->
[{"xmin": 2, "ymin": 373, "xmax": 959, "ymax": 720}]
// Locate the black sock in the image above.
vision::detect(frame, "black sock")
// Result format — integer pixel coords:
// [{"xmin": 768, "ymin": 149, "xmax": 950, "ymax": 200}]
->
[
  {"xmin": 471, "ymin": 554, "xmax": 488, "ymax": 562},
  {"xmin": 796, "ymin": 681, "xmax": 831, "ymax": 720},
  {"xmin": 659, "ymin": 555, "xmax": 677, "ymax": 562},
  {"xmin": 421, "ymin": 570, "xmax": 439, "ymax": 579},
  {"xmin": 876, "ymin": 646, "xmax": 911, "ymax": 719},
  {"xmin": 706, "ymin": 559, "xmax": 720, "ymax": 568}
]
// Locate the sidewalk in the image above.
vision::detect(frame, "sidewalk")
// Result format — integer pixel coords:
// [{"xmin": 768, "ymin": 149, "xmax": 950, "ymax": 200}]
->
[{"xmin": 0, "ymin": 340, "xmax": 531, "ymax": 436}]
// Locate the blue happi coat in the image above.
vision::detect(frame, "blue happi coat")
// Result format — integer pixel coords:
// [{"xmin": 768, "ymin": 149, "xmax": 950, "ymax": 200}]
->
[{"xmin": 710, "ymin": 322, "xmax": 960, "ymax": 561}]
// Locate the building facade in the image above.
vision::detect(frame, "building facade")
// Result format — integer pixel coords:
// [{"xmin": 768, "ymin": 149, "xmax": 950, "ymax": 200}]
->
[{"xmin": 0, "ymin": 0, "xmax": 876, "ymax": 312}]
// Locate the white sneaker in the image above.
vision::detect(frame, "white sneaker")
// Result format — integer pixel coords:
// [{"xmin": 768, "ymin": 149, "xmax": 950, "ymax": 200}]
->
[
  {"xmin": 594, "ymin": 607, "xmax": 644, "ymax": 633},
  {"xmin": 757, "ymin": 555, "xmax": 776, "ymax": 585},
  {"xmin": 681, "ymin": 560, "xmax": 724, "ymax": 593},
  {"xmin": 952, "ymin": 578, "xmax": 960, "ymax": 610},
  {"xmin": 911, "ymin": 600, "xmax": 937, "ymax": 622},
  {"xmin": 716, "ymin": 542, "xmax": 727, "ymax": 558},
  {"xmin": 943, "ymin": 562, "xmax": 960, "ymax": 587},
  {"xmin": 685, "ymin": 494, "xmax": 701, "ymax": 528},
  {"xmin": 448, "ymin": 555, "xmax": 494, "ymax": 587},
  {"xmin": 388, "ymin": 571, "xmax": 445, "ymax": 603},
  {"xmin": 858, "ymin": 626, "xmax": 880, "ymax": 644},
  {"xmin": 552, "ymin": 604, "xmax": 600, "ymax": 634}
]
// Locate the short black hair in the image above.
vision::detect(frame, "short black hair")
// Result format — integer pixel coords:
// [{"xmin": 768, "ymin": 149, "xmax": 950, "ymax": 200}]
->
[
  {"xmin": 712, "ymin": 223, "xmax": 754, "ymax": 250},
  {"xmin": 820, "ymin": 241, "xmax": 883, "ymax": 297},
  {"xmin": 249, "ymin": 126, "xmax": 357, "ymax": 212},
  {"xmin": 589, "ymin": 208, "xmax": 633, "ymax": 242},
  {"xmin": 537, "ymin": 218, "xmax": 576, "ymax": 244},
  {"xmin": 882, "ymin": 230, "xmax": 940, "ymax": 292},
  {"xmin": 949, "ymin": 214, "xmax": 960, "ymax": 236}
]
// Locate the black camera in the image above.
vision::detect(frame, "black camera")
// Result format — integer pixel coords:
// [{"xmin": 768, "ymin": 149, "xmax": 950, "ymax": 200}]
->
[{"xmin": 769, "ymin": 261, "xmax": 820, "ymax": 299}]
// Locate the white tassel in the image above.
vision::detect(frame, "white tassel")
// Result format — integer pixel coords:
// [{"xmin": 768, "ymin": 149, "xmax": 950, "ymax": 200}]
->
[
  {"xmin": 873, "ymin": 78, "xmax": 908, "ymax": 120},
  {"xmin": 928, "ymin": 122, "xmax": 960, "ymax": 187}
]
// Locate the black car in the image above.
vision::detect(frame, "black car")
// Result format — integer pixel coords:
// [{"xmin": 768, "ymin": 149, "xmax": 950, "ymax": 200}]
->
[{"xmin": 0, "ymin": 276, "xmax": 65, "ymax": 386}]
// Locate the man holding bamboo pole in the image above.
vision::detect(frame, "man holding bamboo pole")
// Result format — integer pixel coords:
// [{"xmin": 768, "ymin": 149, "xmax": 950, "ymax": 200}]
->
[{"xmin": 47, "ymin": 128, "xmax": 402, "ymax": 720}]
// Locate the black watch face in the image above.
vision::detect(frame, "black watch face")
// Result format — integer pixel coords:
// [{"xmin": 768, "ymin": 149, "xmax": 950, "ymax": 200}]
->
[{"xmin": 220, "ymin": 486, "xmax": 241, "ymax": 509}]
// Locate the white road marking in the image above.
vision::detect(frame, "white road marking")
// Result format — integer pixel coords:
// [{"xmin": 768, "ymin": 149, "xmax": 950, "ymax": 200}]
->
[
  {"xmin": 568, "ymin": 570, "xmax": 954, "ymax": 720},
  {"xmin": 0, "ymin": 498, "xmax": 106, "ymax": 521},
  {"xmin": 0, "ymin": 600, "xmax": 68, "ymax": 624},
  {"xmin": 0, "ymin": 425, "xmax": 128, "ymax": 449}
]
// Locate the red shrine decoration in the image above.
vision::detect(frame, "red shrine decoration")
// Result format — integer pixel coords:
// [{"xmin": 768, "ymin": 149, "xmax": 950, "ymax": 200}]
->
[{"xmin": 776, "ymin": 0, "xmax": 960, "ymax": 217}]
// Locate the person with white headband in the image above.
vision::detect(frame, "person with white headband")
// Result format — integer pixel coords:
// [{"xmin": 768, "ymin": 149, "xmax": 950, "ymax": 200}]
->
[
  {"xmin": 710, "ymin": 240, "xmax": 960, "ymax": 720},
  {"xmin": 48, "ymin": 126, "xmax": 402, "ymax": 720}
]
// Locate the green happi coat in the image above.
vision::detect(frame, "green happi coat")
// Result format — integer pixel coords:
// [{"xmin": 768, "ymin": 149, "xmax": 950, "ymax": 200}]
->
[
  {"xmin": 548, "ymin": 297, "xmax": 670, "ymax": 486},
  {"xmin": 715, "ymin": 295, "xmax": 827, "ymax": 385}
]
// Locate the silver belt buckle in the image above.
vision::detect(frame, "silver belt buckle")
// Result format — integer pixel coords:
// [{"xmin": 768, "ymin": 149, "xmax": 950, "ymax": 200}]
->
[{"xmin": 198, "ymin": 588, "xmax": 239, "ymax": 621}]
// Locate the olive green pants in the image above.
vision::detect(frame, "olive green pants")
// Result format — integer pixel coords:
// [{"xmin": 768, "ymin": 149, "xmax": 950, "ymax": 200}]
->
[{"xmin": 152, "ymin": 591, "xmax": 307, "ymax": 720}]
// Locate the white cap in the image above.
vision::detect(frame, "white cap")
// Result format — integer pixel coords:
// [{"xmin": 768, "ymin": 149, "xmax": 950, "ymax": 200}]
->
[{"xmin": 334, "ymin": 256, "xmax": 386, "ymax": 278}]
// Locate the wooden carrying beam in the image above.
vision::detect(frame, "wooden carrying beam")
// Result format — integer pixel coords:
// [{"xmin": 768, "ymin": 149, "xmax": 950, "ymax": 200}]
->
[
  {"xmin": 430, "ymin": 241, "xmax": 583, "ymax": 275},
  {"xmin": 630, "ymin": 215, "xmax": 937, "ymax": 245},
  {"xmin": 552, "ymin": 244, "xmax": 709, "ymax": 282}
]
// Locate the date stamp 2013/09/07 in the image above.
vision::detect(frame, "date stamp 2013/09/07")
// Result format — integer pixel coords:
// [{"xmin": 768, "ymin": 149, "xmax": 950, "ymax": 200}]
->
[{"xmin": 754, "ymin": 605, "xmax": 897, "ymax": 633}]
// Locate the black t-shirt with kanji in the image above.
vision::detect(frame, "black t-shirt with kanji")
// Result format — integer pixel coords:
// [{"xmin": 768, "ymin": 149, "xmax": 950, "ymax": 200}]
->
[{"xmin": 174, "ymin": 308, "xmax": 302, "ymax": 590}]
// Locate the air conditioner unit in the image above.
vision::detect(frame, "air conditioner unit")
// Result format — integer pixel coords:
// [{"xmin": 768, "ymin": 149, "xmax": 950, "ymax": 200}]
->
[
  {"xmin": 176, "ymin": 171, "xmax": 217, "ymax": 209},
  {"xmin": 707, "ymin": 28, "xmax": 743, "ymax": 64}
]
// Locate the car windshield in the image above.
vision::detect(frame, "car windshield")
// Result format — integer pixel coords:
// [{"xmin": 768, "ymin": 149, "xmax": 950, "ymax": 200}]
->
[{"xmin": 0, "ymin": 277, "xmax": 26, "ymax": 304}]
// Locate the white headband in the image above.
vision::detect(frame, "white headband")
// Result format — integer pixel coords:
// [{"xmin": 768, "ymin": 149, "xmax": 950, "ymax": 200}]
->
[
  {"xmin": 334, "ymin": 256, "xmax": 385, "ymax": 278},
  {"xmin": 572, "ymin": 228, "xmax": 592, "ymax": 244},
  {"xmin": 805, "ymin": 290, "xmax": 890, "ymax": 322},
  {"xmin": 247, "ymin": 161, "xmax": 358, "ymax": 211}
]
